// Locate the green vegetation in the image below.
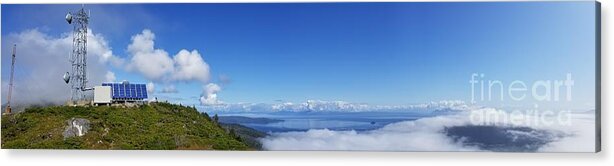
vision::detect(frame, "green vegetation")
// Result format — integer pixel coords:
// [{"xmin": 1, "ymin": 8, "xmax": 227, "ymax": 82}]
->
[
  {"xmin": 220, "ymin": 123, "xmax": 268, "ymax": 150},
  {"xmin": 1, "ymin": 102, "xmax": 250, "ymax": 150}
]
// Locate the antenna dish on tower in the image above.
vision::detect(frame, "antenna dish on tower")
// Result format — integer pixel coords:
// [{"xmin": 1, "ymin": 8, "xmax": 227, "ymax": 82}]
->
[
  {"xmin": 65, "ymin": 13, "xmax": 72, "ymax": 24},
  {"xmin": 63, "ymin": 72, "xmax": 70, "ymax": 84}
]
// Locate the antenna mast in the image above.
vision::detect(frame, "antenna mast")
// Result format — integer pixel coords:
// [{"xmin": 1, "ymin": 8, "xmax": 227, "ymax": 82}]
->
[
  {"xmin": 5, "ymin": 44, "xmax": 16, "ymax": 114},
  {"xmin": 65, "ymin": 6, "xmax": 92, "ymax": 103}
]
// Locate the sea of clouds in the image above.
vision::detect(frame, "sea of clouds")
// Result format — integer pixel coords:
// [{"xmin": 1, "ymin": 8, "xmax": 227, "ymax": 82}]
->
[{"xmin": 259, "ymin": 108, "xmax": 596, "ymax": 152}]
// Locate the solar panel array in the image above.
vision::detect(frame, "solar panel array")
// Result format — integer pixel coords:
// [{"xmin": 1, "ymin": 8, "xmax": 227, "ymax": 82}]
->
[{"xmin": 102, "ymin": 83, "xmax": 148, "ymax": 100}]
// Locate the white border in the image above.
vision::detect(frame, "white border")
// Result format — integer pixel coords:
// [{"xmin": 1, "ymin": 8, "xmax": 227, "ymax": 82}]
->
[
  {"xmin": 0, "ymin": 0, "xmax": 610, "ymax": 166},
  {"xmin": 0, "ymin": 0, "xmax": 599, "ymax": 3}
]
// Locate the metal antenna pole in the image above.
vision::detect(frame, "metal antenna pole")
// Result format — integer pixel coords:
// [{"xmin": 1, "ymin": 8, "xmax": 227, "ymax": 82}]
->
[{"xmin": 5, "ymin": 44, "xmax": 16, "ymax": 114}]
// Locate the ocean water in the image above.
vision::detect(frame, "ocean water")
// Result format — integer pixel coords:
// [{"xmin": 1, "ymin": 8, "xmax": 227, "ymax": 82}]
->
[{"xmin": 218, "ymin": 111, "xmax": 444, "ymax": 132}]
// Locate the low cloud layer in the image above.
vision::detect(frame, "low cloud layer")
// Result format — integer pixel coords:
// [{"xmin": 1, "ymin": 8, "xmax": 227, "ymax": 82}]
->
[
  {"xmin": 260, "ymin": 108, "xmax": 595, "ymax": 152},
  {"xmin": 1, "ymin": 29, "xmax": 115, "ymax": 107},
  {"xmin": 260, "ymin": 114, "xmax": 476, "ymax": 151}
]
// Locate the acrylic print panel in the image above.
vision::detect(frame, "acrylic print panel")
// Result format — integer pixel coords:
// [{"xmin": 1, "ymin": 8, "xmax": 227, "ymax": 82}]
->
[{"xmin": 0, "ymin": 1, "xmax": 600, "ymax": 152}]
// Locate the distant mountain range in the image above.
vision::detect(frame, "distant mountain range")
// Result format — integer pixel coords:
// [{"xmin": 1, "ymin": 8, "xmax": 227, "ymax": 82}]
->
[
  {"xmin": 203, "ymin": 100, "xmax": 478, "ymax": 113},
  {"xmin": 218, "ymin": 116, "xmax": 283, "ymax": 124}
]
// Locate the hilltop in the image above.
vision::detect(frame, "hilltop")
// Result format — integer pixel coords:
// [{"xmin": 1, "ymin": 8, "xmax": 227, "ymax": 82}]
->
[{"xmin": 1, "ymin": 102, "xmax": 251, "ymax": 150}]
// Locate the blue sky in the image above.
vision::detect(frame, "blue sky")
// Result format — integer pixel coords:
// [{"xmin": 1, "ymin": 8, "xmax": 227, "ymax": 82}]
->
[{"xmin": 1, "ymin": 2, "xmax": 597, "ymax": 110}]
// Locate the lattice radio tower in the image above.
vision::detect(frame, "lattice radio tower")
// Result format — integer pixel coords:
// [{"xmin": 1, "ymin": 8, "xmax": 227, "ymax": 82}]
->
[
  {"xmin": 4, "ymin": 44, "xmax": 16, "ymax": 115},
  {"xmin": 64, "ymin": 6, "xmax": 92, "ymax": 102}
]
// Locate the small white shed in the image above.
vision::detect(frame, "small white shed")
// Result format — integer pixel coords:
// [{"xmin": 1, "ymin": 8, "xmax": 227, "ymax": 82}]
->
[{"xmin": 93, "ymin": 86, "xmax": 112, "ymax": 105}]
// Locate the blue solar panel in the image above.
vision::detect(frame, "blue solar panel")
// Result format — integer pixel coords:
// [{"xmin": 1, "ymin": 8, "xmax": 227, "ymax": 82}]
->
[
  {"xmin": 124, "ymin": 84, "xmax": 128, "ymax": 98},
  {"xmin": 102, "ymin": 82, "xmax": 148, "ymax": 100},
  {"xmin": 113, "ymin": 84, "xmax": 119, "ymax": 98},
  {"xmin": 119, "ymin": 84, "xmax": 124, "ymax": 98},
  {"xmin": 123, "ymin": 84, "xmax": 128, "ymax": 98},
  {"xmin": 132, "ymin": 85, "xmax": 136, "ymax": 98},
  {"xmin": 142, "ymin": 84, "xmax": 146, "ymax": 98},
  {"xmin": 130, "ymin": 84, "xmax": 136, "ymax": 98},
  {"xmin": 142, "ymin": 84, "xmax": 147, "ymax": 98},
  {"xmin": 125, "ymin": 84, "xmax": 129, "ymax": 97},
  {"xmin": 112, "ymin": 85, "xmax": 117, "ymax": 98},
  {"xmin": 139, "ymin": 88, "xmax": 142, "ymax": 98},
  {"xmin": 136, "ymin": 84, "xmax": 142, "ymax": 98}
]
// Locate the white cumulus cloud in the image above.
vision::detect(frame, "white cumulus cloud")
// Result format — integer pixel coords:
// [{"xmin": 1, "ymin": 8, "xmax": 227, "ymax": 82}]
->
[
  {"xmin": 173, "ymin": 49, "xmax": 211, "ymax": 83},
  {"xmin": 124, "ymin": 29, "xmax": 216, "ymax": 104},
  {"xmin": 88, "ymin": 33, "xmax": 124, "ymax": 67},
  {"xmin": 126, "ymin": 29, "xmax": 174, "ymax": 81},
  {"xmin": 200, "ymin": 83, "xmax": 222, "ymax": 105},
  {"xmin": 125, "ymin": 29, "xmax": 212, "ymax": 84}
]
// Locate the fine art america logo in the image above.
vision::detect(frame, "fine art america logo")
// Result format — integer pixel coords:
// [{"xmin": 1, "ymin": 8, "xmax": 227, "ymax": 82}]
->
[{"xmin": 468, "ymin": 73, "xmax": 574, "ymax": 126}]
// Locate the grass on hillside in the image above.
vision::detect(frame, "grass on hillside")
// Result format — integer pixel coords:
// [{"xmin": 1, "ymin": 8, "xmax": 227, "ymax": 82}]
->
[{"xmin": 1, "ymin": 102, "xmax": 250, "ymax": 150}]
